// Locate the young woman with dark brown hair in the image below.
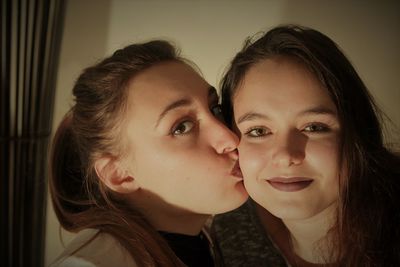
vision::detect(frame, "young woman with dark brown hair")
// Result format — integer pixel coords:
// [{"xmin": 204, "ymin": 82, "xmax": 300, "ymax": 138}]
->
[{"xmin": 213, "ymin": 25, "xmax": 400, "ymax": 267}]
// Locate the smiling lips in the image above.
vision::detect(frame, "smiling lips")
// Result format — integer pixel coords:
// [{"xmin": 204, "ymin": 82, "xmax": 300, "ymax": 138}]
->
[{"xmin": 266, "ymin": 177, "xmax": 313, "ymax": 192}]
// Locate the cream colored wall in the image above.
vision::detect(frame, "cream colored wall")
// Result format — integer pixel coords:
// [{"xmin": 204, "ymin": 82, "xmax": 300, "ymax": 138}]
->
[
  {"xmin": 45, "ymin": 0, "xmax": 111, "ymax": 265},
  {"xmin": 45, "ymin": 0, "xmax": 399, "ymax": 265}
]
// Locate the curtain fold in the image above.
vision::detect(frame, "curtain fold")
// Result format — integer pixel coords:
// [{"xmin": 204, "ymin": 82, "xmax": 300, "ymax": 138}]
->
[{"xmin": 0, "ymin": 0, "xmax": 65, "ymax": 266}]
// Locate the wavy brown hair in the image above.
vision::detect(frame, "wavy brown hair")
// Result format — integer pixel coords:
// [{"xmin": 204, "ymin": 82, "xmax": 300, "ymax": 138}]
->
[
  {"xmin": 221, "ymin": 25, "xmax": 400, "ymax": 266},
  {"xmin": 49, "ymin": 40, "xmax": 186, "ymax": 266}
]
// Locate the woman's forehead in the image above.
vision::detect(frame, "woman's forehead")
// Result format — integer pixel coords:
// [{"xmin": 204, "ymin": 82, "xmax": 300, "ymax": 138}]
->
[{"xmin": 128, "ymin": 61, "xmax": 208, "ymax": 98}]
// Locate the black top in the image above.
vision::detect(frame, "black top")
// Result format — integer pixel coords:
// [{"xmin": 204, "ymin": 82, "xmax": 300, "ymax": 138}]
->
[{"xmin": 159, "ymin": 231, "xmax": 214, "ymax": 267}]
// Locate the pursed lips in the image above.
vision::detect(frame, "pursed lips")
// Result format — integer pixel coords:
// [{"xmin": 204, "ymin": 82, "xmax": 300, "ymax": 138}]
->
[
  {"xmin": 265, "ymin": 176, "xmax": 313, "ymax": 192},
  {"xmin": 230, "ymin": 161, "xmax": 243, "ymax": 179}
]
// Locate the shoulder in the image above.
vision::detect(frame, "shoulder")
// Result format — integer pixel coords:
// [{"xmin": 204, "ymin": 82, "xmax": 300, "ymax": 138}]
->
[
  {"xmin": 212, "ymin": 199, "xmax": 254, "ymax": 244},
  {"xmin": 212, "ymin": 200, "xmax": 288, "ymax": 267},
  {"xmin": 213, "ymin": 199, "xmax": 264, "ymax": 243},
  {"xmin": 49, "ymin": 229, "xmax": 138, "ymax": 267}
]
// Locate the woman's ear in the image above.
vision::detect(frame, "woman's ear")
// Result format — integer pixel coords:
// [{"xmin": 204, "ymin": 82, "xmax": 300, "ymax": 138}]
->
[{"xmin": 94, "ymin": 156, "xmax": 139, "ymax": 194}]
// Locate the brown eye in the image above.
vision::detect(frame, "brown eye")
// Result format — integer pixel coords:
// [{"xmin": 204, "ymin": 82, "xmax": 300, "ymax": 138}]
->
[
  {"xmin": 245, "ymin": 127, "xmax": 270, "ymax": 137},
  {"xmin": 172, "ymin": 121, "xmax": 195, "ymax": 135},
  {"xmin": 304, "ymin": 123, "xmax": 329, "ymax": 132}
]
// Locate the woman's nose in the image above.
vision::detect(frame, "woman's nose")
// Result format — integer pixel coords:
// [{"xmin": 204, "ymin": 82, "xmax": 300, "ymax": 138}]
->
[
  {"xmin": 270, "ymin": 131, "xmax": 306, "ymax": 167},
  {"xmin": 208, "ymin": 117, "xmax": 239, "ymax": 158}
]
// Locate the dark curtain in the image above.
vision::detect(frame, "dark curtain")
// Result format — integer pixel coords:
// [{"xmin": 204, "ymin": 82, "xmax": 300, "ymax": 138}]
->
[{"xmin": 0, "ymin": 0, "xmax": 65, "ymax": 266}]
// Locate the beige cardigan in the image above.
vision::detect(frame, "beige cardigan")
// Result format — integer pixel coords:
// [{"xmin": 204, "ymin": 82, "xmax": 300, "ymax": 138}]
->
[{"xmin": 49, "ymin": 229, "xmax": 137, "ymax": 267}]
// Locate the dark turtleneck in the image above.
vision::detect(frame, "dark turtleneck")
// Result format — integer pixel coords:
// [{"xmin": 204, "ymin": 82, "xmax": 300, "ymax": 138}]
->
[{"xmin": 159, "ymin": 231, "xmax": 214, "ymax": 267}]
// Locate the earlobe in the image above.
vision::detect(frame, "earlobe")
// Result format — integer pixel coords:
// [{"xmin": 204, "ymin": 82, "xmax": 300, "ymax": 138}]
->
[{"xmin": 94, "ymin": 156, "xmax": 139, "ymax": 194}]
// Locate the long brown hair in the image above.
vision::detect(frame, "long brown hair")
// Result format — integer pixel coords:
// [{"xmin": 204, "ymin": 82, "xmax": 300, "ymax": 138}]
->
[
  {"xmin": 49, "ymin": 40, "xmax": 186, "ymax": 266},
  {"xmin": 221, "ymin": 25, "xmax": 400, "ymax": 266}
]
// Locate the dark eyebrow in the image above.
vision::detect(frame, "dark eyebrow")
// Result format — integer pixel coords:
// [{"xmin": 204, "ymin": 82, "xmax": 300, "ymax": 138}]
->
[
  {"xmin": 298, "ymin": 106, "xmax": 337, "ymax": 116},
  {"xmin": 155, "ymin": 86, "xmax": 216, "ymax": 128},
  {"xmin": 155, "ymin": 98, "xmax": 192, "ymax": 128},
  {"xmin": 237, "ymin": 112, "xmax": 268, "ymax": 124},
  {"xmin": 237, "ymin": 106, "xmax": 336, "ymax": 125}
]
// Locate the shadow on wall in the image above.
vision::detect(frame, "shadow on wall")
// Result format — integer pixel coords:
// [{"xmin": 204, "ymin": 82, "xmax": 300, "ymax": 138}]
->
[
  {"xmin": 45, "ymin": 0, "xmax": 111, "ymax": 265},
  {"xmin": 279, "ymin": 1, "xmax": 400, "ymax": 144}
]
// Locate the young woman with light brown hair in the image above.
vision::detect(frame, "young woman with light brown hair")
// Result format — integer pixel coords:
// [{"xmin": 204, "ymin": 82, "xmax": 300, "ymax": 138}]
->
[{"xmin": 49, "ymin": 40, "xmax": 248, "ymax": 267}]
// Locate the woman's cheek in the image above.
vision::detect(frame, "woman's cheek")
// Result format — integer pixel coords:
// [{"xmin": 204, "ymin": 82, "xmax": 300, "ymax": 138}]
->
[{"xmin": 238, "ymin": 142, "xmax": 265, "ymax": 180}]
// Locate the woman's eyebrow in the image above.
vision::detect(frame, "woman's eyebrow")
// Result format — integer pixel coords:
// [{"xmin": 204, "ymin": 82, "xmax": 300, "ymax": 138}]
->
[
  {"xmin": 237, "ymin": 106, "xmax": 336, "ymax": 125},
  {"xmin": 155, "ymin": 98, "xmax": 192, "ymax": 128},
  {"xmin": 298, "ymin": 106, "xmax": 337, "ymax": 116},
  {"xmin": 155, "ymin": 87, "xmax": 215, "ymax": 128},
  {"xmin": 237, "ymin": 112, "xmax": 269, "ymax": 124}
]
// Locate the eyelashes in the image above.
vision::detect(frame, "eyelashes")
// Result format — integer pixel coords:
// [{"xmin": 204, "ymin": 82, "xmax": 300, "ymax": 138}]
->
[
  {"xmin": 244, "ymin": 126, "xmax": 271, "ymax": 138},
  {"xmin": 171, "ymin": 118, "xmax": 197, "ymax": 136},
  {"xmin": 242, "ymin": 122, "xmax": 332, "ymax": 138},
  {"xmin": 302, "ymin": 122, "xmax": 331, "ymax": 133},
  {"xmin": 169, "ymin": 104, "xmax": 223, "ymax": 137}
]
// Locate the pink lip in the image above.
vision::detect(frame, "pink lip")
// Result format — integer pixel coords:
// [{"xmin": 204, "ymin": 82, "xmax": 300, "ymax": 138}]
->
[
  {"xmin": 230, "ymin": 161, "xmax": 243, "ymax": 179},
  {"xmin": 266, "ymin": 177, "xmax": 313, "ymax": 192}
]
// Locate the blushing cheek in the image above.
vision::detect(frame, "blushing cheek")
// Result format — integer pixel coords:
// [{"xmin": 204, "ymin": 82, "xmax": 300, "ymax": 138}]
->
[
  {"xmin": 309, "ymin": 139, "xmax": 340, "ymax": 180},
  {"xmin": 238, "ymin": 143, "xmax": 265, "ymax": 182}
]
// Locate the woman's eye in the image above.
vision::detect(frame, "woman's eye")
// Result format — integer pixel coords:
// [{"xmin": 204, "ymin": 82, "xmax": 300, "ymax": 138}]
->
[
  {"xmin": 303, "ymin": 123, "xmax": 329, "ymax": 132},
  {"xmin": 211, "ymin": 104, "xmax": 224, "ymax": 121},
  {"xmin": 172, "ymin": 121, "xmax": 195, "ymax": 135},
  {"xmin": 245, "ymin": 127, "xmax": 270, "ymax": 137}
]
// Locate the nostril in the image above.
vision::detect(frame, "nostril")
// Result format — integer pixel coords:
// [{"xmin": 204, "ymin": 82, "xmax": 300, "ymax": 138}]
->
[
  {"xmin": 222, "ymin": 146, "xmax": 234, "ymax": 154},
  {"xmin": 220, "ymin": 147, "xmax": 239, "ymax": 162},
  {"xmin": 271, "ymin": 147, "xmax": 305, "ymax": 167}
]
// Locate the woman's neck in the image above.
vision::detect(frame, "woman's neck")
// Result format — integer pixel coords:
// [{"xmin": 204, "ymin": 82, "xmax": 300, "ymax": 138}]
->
[
  {"xmin": 150, "ymin": 211, "xmax": 209, "ymax": 236},
  {"xmin": 284, "ymin": 202, "xmax": 336, "ymax": 264},
  {"xmin": 127, "ymin": 190, "xmax": 210, "ymax": 235},
  {"xmin": 256, "ymin": 201, "xmax": 337, "ymax": 265}
]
